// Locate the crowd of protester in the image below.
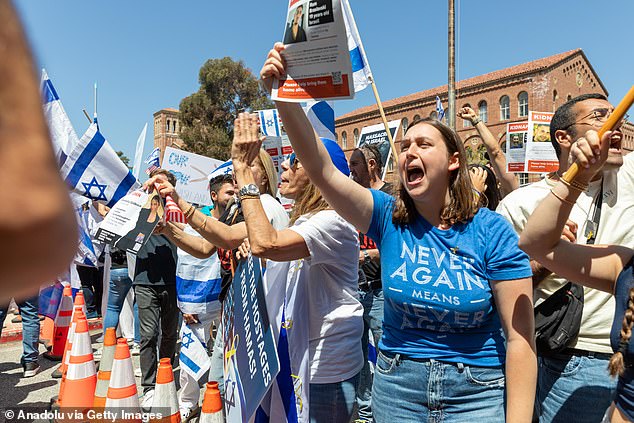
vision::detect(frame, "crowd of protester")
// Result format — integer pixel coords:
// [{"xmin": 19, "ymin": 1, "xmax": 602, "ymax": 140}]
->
[{"xmin": 2, "ymin": 7, "xmax": 634, "ymax": 421}]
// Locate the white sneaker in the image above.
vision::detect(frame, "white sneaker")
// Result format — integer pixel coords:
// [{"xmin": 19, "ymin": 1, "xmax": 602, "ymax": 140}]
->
[
  {"xmin": 134, "ymin": 367, "xmax": 142, "ymax": 377},
  {"xmin": 180, "ymin": 405, "xmax": 200, "ymax": 423},
  {"xmin": 141, "ymin": 389, "xmax": 154, "ymax": 412},
  {"xmin": 93, "ymin": 346, "xmax": 103, "ymax": 361},
  {"xmin": 130, "ymin": 343, "xmax": 141, "ymax": 356}
]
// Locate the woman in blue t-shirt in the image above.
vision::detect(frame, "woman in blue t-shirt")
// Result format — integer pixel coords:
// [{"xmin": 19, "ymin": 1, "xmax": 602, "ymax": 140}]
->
[
  {"xmin": 259, "ymin": 43, "xmax": 536, "ymax": 423},
  {"xmin": 520, "ymin": 129, "xmax": 633, "ymax": 422}
]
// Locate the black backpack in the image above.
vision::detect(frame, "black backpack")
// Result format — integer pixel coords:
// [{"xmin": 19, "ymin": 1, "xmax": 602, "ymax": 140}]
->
[{"xmin": 534, "ymin": 281, "xmax": 584, "ymax": 353}]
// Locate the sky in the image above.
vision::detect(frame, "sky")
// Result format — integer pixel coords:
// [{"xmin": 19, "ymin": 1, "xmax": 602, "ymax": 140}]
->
[{"xmin": 15, "ymin": 0, "xmax": 634, "ymax": 162}]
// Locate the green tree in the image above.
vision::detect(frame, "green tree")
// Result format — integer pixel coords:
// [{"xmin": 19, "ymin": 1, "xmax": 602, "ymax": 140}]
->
[
  {"xmin": 116, "ymin": 150, "xmax": 131, "ymax": 169},
  {"xmin": 179, "ymin": 57, "xmax": 273, "ymax": 160}
]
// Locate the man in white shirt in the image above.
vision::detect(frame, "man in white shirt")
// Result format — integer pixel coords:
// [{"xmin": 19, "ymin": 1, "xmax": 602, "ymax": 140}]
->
[{"xmin": 497, "ymin": 93, "xmax": 633, "ymax": 423}]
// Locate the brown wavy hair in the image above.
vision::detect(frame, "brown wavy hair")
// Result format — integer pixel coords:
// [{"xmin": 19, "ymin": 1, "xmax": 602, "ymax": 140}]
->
[
  {"xmin": 392, "ymin": 118, "xmax": 478, "ymax": 226},
  {"xmin": 289, "ymin": 179, "xmax": 330, "ymax": 225},
  {"xmin": 608, "ymin": 287, "xmax": 634, "ymax": 377}
]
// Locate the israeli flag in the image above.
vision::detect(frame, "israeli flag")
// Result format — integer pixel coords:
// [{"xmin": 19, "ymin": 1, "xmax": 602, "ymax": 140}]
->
[
  {"xmin": 259, "ymin": 109, "xmax": 282, "ymax": 137},
  {"xmin": 342, "ymin": 0, "xmax": 372, "ymax": 93},
  {"xmin": 176, "ymin": 226, "xmax": 222, "ymax": 315},
  {"xmin": 180, "ymin": 321, "xmax": 211, "ymax": 381},
  {"xmin": 144, "ymin": 147, "xmax": 161, "ymax": 174},
  {"xmin": 41, "ymin": 69, "xmax": 80, "ymax": 165},
  {"xmin": 73, "ymin": 195, "xmax": 98, "ymax": 267},
  {"xmin": 303, "ymin": 101, "xmax": 335, "ymax": 140},
  {"xmin": 60, "ymin": 122, "xmax": 139, "ymax": 207},
  {"xmin": 207, "ymin": 159, "xmax": 233, "ymax": 181},
  {"xmin": 436, "ymin": 96, "xmax": 446, "ymax": 121}
]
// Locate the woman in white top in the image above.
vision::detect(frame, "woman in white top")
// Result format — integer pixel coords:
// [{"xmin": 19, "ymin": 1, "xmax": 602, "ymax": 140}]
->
[{"xmin": 231, "ymin": 113, "xmax": 363, "ymax": 423}]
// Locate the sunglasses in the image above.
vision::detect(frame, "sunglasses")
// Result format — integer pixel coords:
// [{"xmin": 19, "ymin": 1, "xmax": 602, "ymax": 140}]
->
[
  {"xmin": 564, "ymin": 107, "xmax": 629, "ymax": 130},
  {"xmin": 289, "ymin": 152, "xmax": 299, "ymax": 167}
]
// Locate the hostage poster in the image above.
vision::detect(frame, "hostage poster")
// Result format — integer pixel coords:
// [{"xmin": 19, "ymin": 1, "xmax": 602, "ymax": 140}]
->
[
  {"xmin": 525, "ymin": 111, "xmax": 558, "ymax": 173},
  {"xmin": 505, "ymin": 122, "xmax": 528, "ymax": 173},
  {"xmin": 94, "ymin": 187, "xmax": 163, "ymax": 254},
  {"xmin": 272, "ymin": 0, "xmax": 354, "ymax": 102}
]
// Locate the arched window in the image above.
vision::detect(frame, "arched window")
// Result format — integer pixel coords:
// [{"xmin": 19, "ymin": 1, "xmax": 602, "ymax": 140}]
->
[
  {"xmin": 567, "ymin": 94, "xmax": 572, "ymax": 101},
  {"xmin": 341, "ymin": 131, "xmax": 347, "ymax": 149},
  {"xmin": 463, "ymin": 104, "xmax": 472, "ymax": 127},
  {"xmin": 173, "ymin": 120, "xmax": 177, "ymax": 132},
  {"xmin": 430, "ymin": 111, "xmax": 438, "ymax": 120},
  {"xmin": 500, "ymin": 96, "xmax": 510, "ymax": 120},
  {"xmin": 518, "ymin": 91, "xmax": 528, "ymax": 117},
  {"xmin": 334, "ymin": 132, "xmax": 338, "ymax": 142},
  {"xmin": 413, "ymin": 114, "xmax": 421, "ymax": 123},
  {"xmin": 402, "ymin": 117, "xmax": 409, "ymax": 136},
  {"xmin": 478, "ymin": 101, "xmax": 488, "ymax": 123},
  {"xmin": 166, "ymin": 119, "xmax": 171, "ymax": 132},
  {"xmin": 353, "ymin": 128, "xmax": 359, "ymax": 145}
]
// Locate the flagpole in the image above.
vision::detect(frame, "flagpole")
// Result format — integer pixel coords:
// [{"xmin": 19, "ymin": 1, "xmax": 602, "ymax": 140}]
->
[
  {"xmin": 447, "ymin": 0, "xmax": 456, "ymax": 130},
  {"xmin": 93, "ymin": 82, "xmax": 98, "ymax": 121},
  {"xmin": 82, "ymin": 109, "xmax": 92, "ymax": 124},
  {"xmin": 368, "ymin": 76, "xmax": 399, "ymax": 170}
]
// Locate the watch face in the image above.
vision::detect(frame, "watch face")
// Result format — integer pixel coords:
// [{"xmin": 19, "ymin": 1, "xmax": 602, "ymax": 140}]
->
[{"xmin": 240, "ymin": 184, "xmax": 260, "ymax": 197}]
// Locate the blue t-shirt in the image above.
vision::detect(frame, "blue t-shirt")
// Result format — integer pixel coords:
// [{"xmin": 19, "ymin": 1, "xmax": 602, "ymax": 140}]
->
[{"xmin": 367, "ymin": 189, "xmax": 532, "ymax": 367}]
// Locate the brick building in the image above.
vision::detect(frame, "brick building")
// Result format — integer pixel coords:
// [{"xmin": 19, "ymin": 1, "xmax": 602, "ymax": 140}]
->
[
  {"xmin": 153, "ymin": 108, "xmax": 184, "ymax": 163},
  {"xmin": 335, "ymin": 49, "xmax": 634, "ymax": 185}
]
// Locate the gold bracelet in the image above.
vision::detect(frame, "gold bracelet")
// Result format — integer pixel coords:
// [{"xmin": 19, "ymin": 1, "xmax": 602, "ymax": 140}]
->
[
  {"xmin": 184, "ymin": 204, "xmax": 195, "ymax": 219},
  {"xmin": 550, "ymin": 189, "xmax": 576, "ymax": 206},
  {"xmin": 193, "ymin": 216, "xmax": 207, "ymax": 232},
  {"xmin": 559, "ymin": 177, "xmax": 588, "ymax": 192}
]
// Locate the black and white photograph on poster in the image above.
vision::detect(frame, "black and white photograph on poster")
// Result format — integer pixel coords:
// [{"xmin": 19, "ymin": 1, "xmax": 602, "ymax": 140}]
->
[
  {"xmin": 356, "ymin": 119, "xmax": 401, "ymax": 179},
  {"xmin": 95, "ymin": 187, "xmax": 164, "ymax": 254}
]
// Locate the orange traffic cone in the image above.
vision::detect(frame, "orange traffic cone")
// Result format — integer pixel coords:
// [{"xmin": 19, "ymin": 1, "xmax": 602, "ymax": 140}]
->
[
  {"xmin": 150, "ymin": 358, "xmax": 181, "ymax": 422},
  {"xmin": 200, "ymin": 382, "xmax": 224, "ymax": 423},
  {"xmin": 60, "ymin": 317, "xmax": 97, "ymax": 413},
  {"xmin": 45, "ymin": 285, "xmax": 73, "ymax": 360},
  {"xmin": 93, "ymin": 327, "xmax": 117, "ymax": 409},
  {"xmin": 106, "ymin": 339, "xmax": 141, "ymax": 422},
  {"xmin": 74, "ymin": 290, "xmax": 88, "ymax": 319},
  {"xmin": 55, "ymin": 306, "xmax": 85, "ymax": 406}
]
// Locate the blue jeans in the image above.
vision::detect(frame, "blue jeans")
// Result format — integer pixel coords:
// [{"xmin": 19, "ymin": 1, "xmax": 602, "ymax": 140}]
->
[
  {"xmin": 310, "ymin": 372, "xmax": 360, "ymax": 423},
  {"xmin": 356, "ymin": 287, "xmax": 384, "ymax": 422},
  {"xmin": 372, "ymin": 351, "xmax": 505, "ymax": 422},
  {"xmin": 535, "ymin": 352, "xmax": 617, "ymax": 422},
  {"xmin": 103, "ymin": 268, "xmax": 140, "ymax": 343},
  {"xmin": 0, "ymin": 295, "xmax": 40, "ymax": 364}
]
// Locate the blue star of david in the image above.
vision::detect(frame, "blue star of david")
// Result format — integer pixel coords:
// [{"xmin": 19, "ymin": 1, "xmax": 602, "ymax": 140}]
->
[
  {"xmin": 266, "ymin": 118, "xmax": 275, "ymax": 128},
  {"xmin": 81, "ymin": 177, "xmax": 107, "ymax": 201},
  {"xmin": 182, "ymin": 331, "xmax": 194, "ymax": 349}
]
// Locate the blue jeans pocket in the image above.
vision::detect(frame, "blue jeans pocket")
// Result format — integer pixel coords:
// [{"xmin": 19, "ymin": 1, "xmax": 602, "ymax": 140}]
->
[
  {"xmin": 541, "ymin": 354, "xmax": 583, "ymax": 377},
  {"xmin": 465, "ymin": 365, "xmax": 505, "ymax": 387},
  {"xmin": 376, "ymin": 351, "xmax": 399, "ymax": 375}
]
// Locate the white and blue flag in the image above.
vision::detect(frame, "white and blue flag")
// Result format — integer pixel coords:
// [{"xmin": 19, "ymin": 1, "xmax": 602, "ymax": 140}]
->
[
  {"xmin": 41, "ymin": 69, "xmax": 80, "ymax": 165},
  {"xmin": 70, "ymin": 193, "xmax": 99, "ymax": 267},
  {"xmin": 176, "ymin": 226, "xmax": 222, "ymax": 315},
  {"xmin": 207, "ymin": 159, "xmax": 233, "ymax": 181},
  {"xmin": 342, "ymin": 0, "xmax": 372, "ymax": 93},
  {"xmin": 303, "ymin": 101, "xmax": 335, "ymax": 140},
  {"xmin": 259, "ymin": 109, "xmax": 282, "ymax": 137},
  {"xmin": 132, "ymin": 123, "xmax": 148, "ymax": 179},
  {"xmin": 436, "ymin": 96, "xmax": 445, "ymax": 121},
  {"xmin": 60, "ymin": 122, "xmax": 139, "ymax": 207},
  {"xmin": 180, "ymin": 322, "xmax": 211, "ymax": 381}
]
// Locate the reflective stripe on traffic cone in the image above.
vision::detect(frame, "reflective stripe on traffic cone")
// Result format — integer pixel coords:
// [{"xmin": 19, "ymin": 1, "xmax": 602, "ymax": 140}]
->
[
  {"xmin": 200, "ymin": 382, "xmax": 224, "ymax": 423},
  {"xmin": 48, "ymin": 285, "xmax": 73, "ymax": 359},
  {"xmin": 74, "ymin": 290, "xmax": 88, "ymax": 320},
  {"xmin": 93, "ymin": 327, "xmax": 117, "ymax": 409},
  {"xmin": 150, "ymin": 358, "xmax": 181, "ymax": 422},
  {"xmin": 60, "ymin": 317, "xmax": 97, "ymax": 412},
  {"xmin": 106, "ymin": 339, "xmax": 141, "ymax": 420}
]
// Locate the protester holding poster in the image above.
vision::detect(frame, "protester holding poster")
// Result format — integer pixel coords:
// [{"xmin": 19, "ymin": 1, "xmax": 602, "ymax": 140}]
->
[
  {"xmin": 525, "ymin": 111, "xmax": 558, "ymax": 173},
  {"xmin": 261, "ymin": 45, "xmax": 536, "ymax": 422},
  {"xmin": 231, "ymin": 113, "xmax": 363, "ymax": 423},
  {"xmin": 457, "ymin": 106, "xmax": 518, "ymax": 196},
  {"xmin": 505, "ymin": 122, "xmax": 529, "ymax": 173}
]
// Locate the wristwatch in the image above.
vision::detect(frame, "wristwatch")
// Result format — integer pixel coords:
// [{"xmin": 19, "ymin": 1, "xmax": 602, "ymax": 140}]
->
[{"xmin": 238, "ymin": 183, "xmax": 260, "ymax": 199}]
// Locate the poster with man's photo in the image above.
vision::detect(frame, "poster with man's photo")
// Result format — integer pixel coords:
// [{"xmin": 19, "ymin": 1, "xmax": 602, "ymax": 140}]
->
[
  {"xmin": 356, "ymin": 119, "xmax": 401, "ymax": 178},
  {"xmin": 505, "ymin": 122, "xmax": 528, "ymax": 172},
  {"xmin": 95, "ymin": 187, "xmax": 164, "ymax": 254},
  {"xmin": 525, "ymin": 111, "xmax": 558, "ymax": 173},
  {"xmin": 272, "ymin": 0, "xmax": 354, "ymax": 102}
]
